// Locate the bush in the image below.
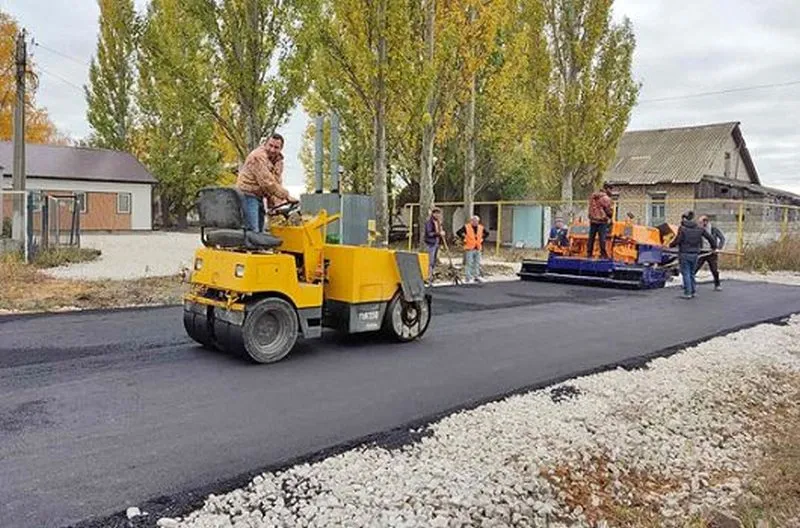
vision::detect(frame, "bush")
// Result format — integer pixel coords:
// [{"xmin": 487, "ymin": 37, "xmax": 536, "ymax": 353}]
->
[
  {"xmin": 1, "ymin": 217, "xmax": 10, "ymax": 238},
  {"xmin": 728, "ymin": 236, "xmax": 800, "ymax": 273},
  {"xmin": 32, "ymin": 247, "xmax": 102, "ymax": 268}
]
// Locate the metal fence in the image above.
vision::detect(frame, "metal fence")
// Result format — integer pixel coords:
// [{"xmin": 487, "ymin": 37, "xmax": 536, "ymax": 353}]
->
[
  {"xmin": 1, "ymin": 189, "xmax": 82, "ymax": 262},
  {"xmin": 402, "ymin": 198, "xmax": 800, "ymax": 259}
]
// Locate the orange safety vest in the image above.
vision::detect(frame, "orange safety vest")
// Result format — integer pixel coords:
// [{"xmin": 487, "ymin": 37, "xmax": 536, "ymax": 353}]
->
[{"xmin": 463, "ymin": 223, "xmax": 484, "ymax": 251}]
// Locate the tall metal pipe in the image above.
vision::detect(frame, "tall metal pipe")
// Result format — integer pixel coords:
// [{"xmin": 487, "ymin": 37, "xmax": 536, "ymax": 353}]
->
[
  {"xmin": 330, "ymin": 112, "xmax": 340, "ymax": 194},
  {"xmin": 314, "ymin": 115, "xmax": 324, "ymax": 193}
]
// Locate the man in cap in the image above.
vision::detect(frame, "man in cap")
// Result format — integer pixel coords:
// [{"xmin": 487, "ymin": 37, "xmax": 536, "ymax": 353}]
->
[
  {"xmin": 694, "ymin": 215, "xmax": 725, "ymax": 291},
  {"xmin": 548, "ymin": 217, "xmax": 569, "ymax": 248}
]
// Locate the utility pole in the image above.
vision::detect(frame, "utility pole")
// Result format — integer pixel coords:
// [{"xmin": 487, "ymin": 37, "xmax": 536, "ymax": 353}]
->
[{"xmin": 12, "ymin": 29, "xmax": 27, "ymax": 242}]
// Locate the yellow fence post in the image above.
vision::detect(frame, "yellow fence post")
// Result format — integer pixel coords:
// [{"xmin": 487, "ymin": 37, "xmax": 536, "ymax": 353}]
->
[
  {"xmin": 407, "ymin": 205, "xmax": 414, "ymax": 251},
  {"xmin": 737, "ymin": 202, "xmax": 744, "ymax": 267},
  {"xmin": 496, "ymin": 204, "xmax": 502, "ymax": 256}
]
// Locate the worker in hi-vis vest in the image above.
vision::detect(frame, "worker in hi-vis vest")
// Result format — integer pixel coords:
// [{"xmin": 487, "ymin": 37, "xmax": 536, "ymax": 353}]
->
[{"xmin": 456, "ymin": 215, "xmax": 490, "ymax": 284}]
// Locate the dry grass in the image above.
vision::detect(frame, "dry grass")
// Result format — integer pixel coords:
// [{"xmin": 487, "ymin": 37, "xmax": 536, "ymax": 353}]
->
[
  {"xmin": 541, "ymin": 453, "xmax": 682, "ymax": 527},
  {"xmin": 31, "ymin": 246, "xmax": 102, "ymax": 268},
  {"xmin": 723, "ymin": 236, "xmax": 800, "ymax": 273},
  {"xmin": 0, "ymin": 254, "xmax": 187, "ymax": 313},
  {"xmin": 540, "ymin": 369, "xmax": 800, "ymax": 528},
  {"xmin": 730, "ymin": 371, "xmax": 800, "ymax": 528}
]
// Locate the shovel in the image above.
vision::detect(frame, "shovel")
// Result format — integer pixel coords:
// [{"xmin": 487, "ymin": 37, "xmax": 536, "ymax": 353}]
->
[{"xmin": 438, "ymin": 235, "xmax": 462, "ymax": 286}]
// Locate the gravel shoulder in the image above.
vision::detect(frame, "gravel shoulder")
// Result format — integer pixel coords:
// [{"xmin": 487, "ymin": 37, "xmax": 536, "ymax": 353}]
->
[{"xmin": 148, "ymin": 315, "xmax": 800, "ymax": 528}]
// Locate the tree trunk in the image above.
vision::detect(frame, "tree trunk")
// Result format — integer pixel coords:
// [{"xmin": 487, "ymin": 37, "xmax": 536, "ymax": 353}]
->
[
  {"xmin": 243, "ymin": 101, "xmax": 259, "ymax": 155},
  {"xmin": 418, "ymin": 0, "xmax": 436, "ymax": 250},
  {"xmin": 175, "ymin": 203, "xmax": 189, "ymax": 230},
  {"xmin": 463, "ymin": 71, "xmax": 477, "ymax": 220},
  {"xmin": 372, "ymin": 0, "xmax": 389, "ymax": 246},
  {"xmin": 159, "ymin": 194, "xmax": 173, "ymax": 228},
  {"xmin": 560, "ymin": 168, "xmax": 575, "ymax": 219}
]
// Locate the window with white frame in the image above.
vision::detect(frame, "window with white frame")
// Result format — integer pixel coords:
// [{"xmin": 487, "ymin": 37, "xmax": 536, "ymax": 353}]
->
[
  {"xmin": 117, "ymin": 192, "xmax": 132, "ymax": 214},
  {"xmin": 648, "ymin": 193, "xmax": 666, "ymax": 226}
]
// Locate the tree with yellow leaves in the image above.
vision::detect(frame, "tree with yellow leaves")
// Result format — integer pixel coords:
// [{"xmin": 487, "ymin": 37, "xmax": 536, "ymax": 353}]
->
[
  {"xmin": 537, "ymin": 0, "xmax": 639, "ymax": 208},
  {"xmin": 0, "ymin": 11, "xmax": 65, "ymax": 144}
]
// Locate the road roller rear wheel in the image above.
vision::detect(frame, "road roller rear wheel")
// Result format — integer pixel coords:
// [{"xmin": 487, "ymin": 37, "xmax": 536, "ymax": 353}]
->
[
  {"xmin": 183, "ymin": 310, "xmax": 213, "ymax": 348},
  {"xmin": 241, "ymin": 297, "xmax": 299, "ymax": 364},
  {"xmin": 383, "ymin": 292, "xmax": 432, "ymax": 342}
]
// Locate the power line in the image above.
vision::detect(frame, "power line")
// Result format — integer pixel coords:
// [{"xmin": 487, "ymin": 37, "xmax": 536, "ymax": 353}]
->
[
  {"xmin": 33, "ymin": 42, "xmax": 90, "ymax": 67},
  {"xmin": 638, "ymin": 79, "xmax": 800, "ymax": 104},
  {"xmin": 38, "ymin": 65, "xmax": 85, "ymax": 93}
]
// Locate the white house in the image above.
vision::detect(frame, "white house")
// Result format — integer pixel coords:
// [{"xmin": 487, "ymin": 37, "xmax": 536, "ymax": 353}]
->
[{"xmin": 1, "ymin": 142, "xmax": 156, "ymax": 231}]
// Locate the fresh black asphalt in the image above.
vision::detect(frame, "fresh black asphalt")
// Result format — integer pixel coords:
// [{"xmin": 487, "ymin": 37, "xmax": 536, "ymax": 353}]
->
[{"xmin": 1, "ymin": 279, "xmax": 799, "ymax": 528}]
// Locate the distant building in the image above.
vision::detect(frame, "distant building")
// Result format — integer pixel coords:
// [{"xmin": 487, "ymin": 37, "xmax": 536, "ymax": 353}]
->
[
  {"xmin": 1, "ymin": 142, "xmax": 156, "ymax": 231},
  {"xmin": 603, "ymin": 121, "xmax": 800, "ymax": 227}
]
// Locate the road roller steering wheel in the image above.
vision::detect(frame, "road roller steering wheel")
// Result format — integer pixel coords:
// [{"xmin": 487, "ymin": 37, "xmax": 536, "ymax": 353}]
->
[{"xmin": 269, "ymin": 200, "xmax": 300, "ymax": 219}]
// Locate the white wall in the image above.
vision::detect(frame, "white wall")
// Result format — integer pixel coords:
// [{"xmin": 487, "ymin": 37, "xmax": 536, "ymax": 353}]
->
[
  {"xmin": 723, "ymin": 136, "xmax": 752, "ymax": 182},
  {"xmin": 2, "ymin": 176, "xmax": 153, "ymax": 230}
]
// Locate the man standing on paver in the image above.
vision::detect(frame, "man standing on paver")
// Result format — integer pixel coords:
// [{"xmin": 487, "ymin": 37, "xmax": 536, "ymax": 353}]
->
[
  {"xmin": 236, "ymin": 133, "xmax": 298, "ymax": 232},
  {"xmin": 694, "ymin": 215, "xmax": 725, "ymax": 291},
  {"xmin": 670, "ymin": 211, "xmax": 717, "ymax": 299},
  {"xmin": 587, "ymin": 182, "xmax": 614, "ymax": 259},
  {"xmin": 457, "ymin": 215, "xmax": 490, "ymax": 284},
  {"xmin": 423, "ymin": 207, "xmax": 446, "ymax": 285}
]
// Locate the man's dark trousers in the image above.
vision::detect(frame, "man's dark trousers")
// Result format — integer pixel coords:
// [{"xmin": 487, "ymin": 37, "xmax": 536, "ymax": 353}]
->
[
  {"xmin": 696, "ymin": 252, "xmax": 720, "ymax": 287},
  {"xmin": 587, "ymin": 222, "xmax": 609, "ymax": 258}
]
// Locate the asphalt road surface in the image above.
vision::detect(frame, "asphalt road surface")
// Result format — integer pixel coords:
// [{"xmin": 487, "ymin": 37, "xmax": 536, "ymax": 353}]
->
[{"xmin": 2, "ymin": 279, "xmax": 800, "ymax": 528}]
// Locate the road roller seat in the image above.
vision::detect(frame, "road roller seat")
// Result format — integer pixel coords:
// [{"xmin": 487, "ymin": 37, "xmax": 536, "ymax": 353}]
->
[{"xmin": 195, "ymin": 186, "xmax": 283, "ymax": 251}]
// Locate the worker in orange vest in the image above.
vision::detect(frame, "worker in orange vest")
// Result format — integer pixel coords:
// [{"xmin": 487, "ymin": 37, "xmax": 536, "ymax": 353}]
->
[{"xmin": 456, "ymin": 215, "xmax": 490, "ymax": 284}]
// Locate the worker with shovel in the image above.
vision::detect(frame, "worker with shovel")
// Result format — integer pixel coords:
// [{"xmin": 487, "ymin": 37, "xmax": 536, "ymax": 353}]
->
[
  {"xmin": 695, "ymin": 215, "xmax": 725, "ymax": 291},
  {"xmin": 424, "ymin": 207, "xmax": 446, "ymax": 286}
]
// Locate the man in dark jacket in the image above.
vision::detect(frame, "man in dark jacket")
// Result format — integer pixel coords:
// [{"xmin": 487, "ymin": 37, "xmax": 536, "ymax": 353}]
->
[
  {"xmin": 694, "ymin": 215, "xmax": 725, "ymax": 291},
  {"xmin": 423, "ymin": 207, "xmax": 445, "ymax": 285},
  {"xmin": 669, "ymin": 211, "xmax": 717, "ymax": 299}
]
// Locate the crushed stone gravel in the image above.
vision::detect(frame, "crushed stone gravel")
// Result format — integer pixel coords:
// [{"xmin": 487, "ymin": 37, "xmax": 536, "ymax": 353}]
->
[
  {"xmin": 157, "ymin": 314, "xmax": 800, "ymax": 528},
  {"xmin": 43, "ymin": 232, "xmax": 201, "ymax": 281}
]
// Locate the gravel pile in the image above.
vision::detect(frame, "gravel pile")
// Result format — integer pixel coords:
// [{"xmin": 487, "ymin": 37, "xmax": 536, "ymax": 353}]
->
[
  {"xmin": 44, "ymin": 232, "xmax": 201, "ymax": 280},
  {"xmin": 153, "ymin": 315, "xmax": 800, "ymax": 528}
]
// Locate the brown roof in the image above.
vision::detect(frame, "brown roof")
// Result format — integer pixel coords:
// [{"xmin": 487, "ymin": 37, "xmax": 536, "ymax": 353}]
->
[
  {"xmin": 0, "ymin": 142, "xmax": 157, "ymax": 185},
  {"xmin": 702, "ymin": 174, "xmax": 800, "ymax": 202},
  {"xmin": 604, "ymin": 121, "xmax": 760, "ymax": 186}
]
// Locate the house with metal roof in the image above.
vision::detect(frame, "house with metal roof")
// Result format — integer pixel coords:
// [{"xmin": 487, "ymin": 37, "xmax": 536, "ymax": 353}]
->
[
  {"xmin": 603, "ymin": 121, "xmax": 800, "ymax": 227},
  {"xmin": 0, "ymin": 142, "xmax": 157, "ymax": 231}
]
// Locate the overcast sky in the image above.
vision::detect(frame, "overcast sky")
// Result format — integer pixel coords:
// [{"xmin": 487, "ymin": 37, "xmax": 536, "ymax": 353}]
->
[{"xmin": 4, "ymin": 0, "xmax": 800, "ymax": 195}]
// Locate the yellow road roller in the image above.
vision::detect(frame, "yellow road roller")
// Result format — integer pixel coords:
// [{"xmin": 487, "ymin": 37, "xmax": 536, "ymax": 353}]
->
[{"xmin": 182, "ymin": 187, "xmax": 432, "ymax": 363}]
